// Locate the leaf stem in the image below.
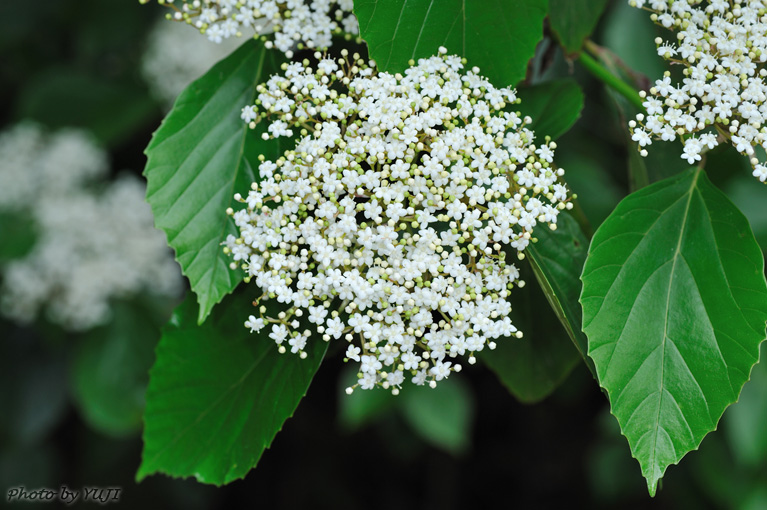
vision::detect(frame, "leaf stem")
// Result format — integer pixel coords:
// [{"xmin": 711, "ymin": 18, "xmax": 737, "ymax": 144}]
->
[{"xmin": 578, "ymin": 51, "xmax": 645, "ymax": 111}]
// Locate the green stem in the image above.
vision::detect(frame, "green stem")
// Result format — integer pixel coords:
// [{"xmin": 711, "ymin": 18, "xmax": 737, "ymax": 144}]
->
[{"xmin": 578, "ymin": 51, "xmax": 645, "ymax": 111}]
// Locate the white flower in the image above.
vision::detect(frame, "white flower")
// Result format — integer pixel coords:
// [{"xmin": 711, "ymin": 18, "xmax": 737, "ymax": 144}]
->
[
  {"xmin": 388, "ymin": 370, "xmax": 405, "ymax": 387},
  {"xmin": 631, "ymin": 128, "xmax": 652, "ymax": 147},
  {"xmin": 308, "ymin": 306, "xmax": 328, "ymax": 324},
  {"xmin": 226, "ymin": 49, "xmax": 572, "ymax": 392},
  {"xmin": 430, "ymin": 361, "xmax": 452, "ymax": 381},
  {"xmin": 359, "ymin": 373, "xmax": 377, "ymax": 390},
  {"xmin": 412, "ymin": 369, "xmax": 428, "ymax": 386},
  {"xmin": 269, "ymin": 324, "xmax": 289, "ymax": 344},
  {"xmin": 325, "ymin": 317, "xmax": 344, "ymax": 338},
  {"xmin": 360, "ymin": 355, "xmax": 382, "ymax": 374},
  {"xmin": 288, "ymin": 334, "xmax": 307, "ymax": 353},
  {"xmin": 754, "ymin": 165, "xmax": 767, "ymax": 182},
  {"xmin": 346, "ymin": 345, "xmax": 361, "ymax": 362},
  {"xmin": 245, "ymin": 315, "xmax": 266, "ymax": 332},
  {"xmin": 657, "ymin": 44, "xmax": 677, "ymax": 58}
]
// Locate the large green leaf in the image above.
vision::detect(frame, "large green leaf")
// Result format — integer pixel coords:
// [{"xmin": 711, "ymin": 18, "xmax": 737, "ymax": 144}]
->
[
  {"xmin": 526, "ymin": 212, "xmax": 596, "ymax": 377},
  {"xmin": 549, "ymin": 0, "xmax": 610, "ymax": 54},
  {"xmin": 143, "ymin": 40, "xmax": 284, "ymax": 324},
  {"xmin": 354, "ymin": 0, "xmax": 548, "ymax": 87},
  {"xmin": 137, "ymin": 290, "xmax": 328, "ymax": 485},
  {"xmin": 580, "ymin": 167, "xmax": 767, "ymax": 496},
  {"xmin": 71, "ymin": 300, "xmax": 166, "ymax": 437},
  {"xmin": 481, "ymin": 260, "xmax": 580, "ymax": 404},
  {"xmin": 516, "ymin": 79, "xmax": 584, "ymax": 141}
]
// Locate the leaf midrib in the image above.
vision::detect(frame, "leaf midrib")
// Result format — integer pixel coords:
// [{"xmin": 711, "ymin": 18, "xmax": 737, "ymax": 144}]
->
[{"xmin": 648, "ymin": 168, "xmax": 700, "ymax": 478}]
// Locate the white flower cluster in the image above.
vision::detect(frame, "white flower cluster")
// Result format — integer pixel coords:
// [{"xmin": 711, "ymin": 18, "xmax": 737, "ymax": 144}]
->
[
  {"xmin": 0, "ymin": 124, "xmax": 183, "ymax": 331},
  {"xmin": 628, "ymin": 0, "xmax": 767, "ymax": 183},
  {"xmin": 225, "ymin": 48, "xmax": 572, "ymax": 393},
  {"xmin": 142, "ymin": 20, "xmax": 241, "ymax": 107},
  {"xmin": 142, "ymin": 0, "xmax": 358, "ymax": 56}
]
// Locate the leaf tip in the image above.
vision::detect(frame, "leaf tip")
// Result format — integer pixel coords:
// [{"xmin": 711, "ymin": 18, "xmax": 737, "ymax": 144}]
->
[
  {"xmin": 134, "ymin": 464, "xmax": 151, "ymax": 484},
  {"xmin": 646, "ymin": 477, "xmax": 659, "ymax": 498},
  {"xmin": 196, "ymin": 299, "xmax": 212, "ymax": 325}
]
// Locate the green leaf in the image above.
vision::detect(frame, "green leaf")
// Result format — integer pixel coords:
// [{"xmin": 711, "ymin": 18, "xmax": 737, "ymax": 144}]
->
[
  {"xmin": 71, "ymin": 300, "xmax": 164, "ymax": 437},
  {"xmin": 549, "ymin": 0, "xmax": 610, "ymax": 54},
  {"xmin": 580, "ymin": 167, "xmax": 767, "ymax": 496},
  {"xmin": 516, "ymin": 79, "xmax": 584, "ymax": 141},
  {"xmin": 137, "ymin": 290, "xmax": 327, "ymax": 485},
  {"xmin": 601, "ymin": 0, "xmax": 666, "ymax": 82},
  {"xmin": 481, "ymin": 260, "xmax": 579, "ymax": 404},
  {"xmin": 594, "ymin": 3, "xmax": 665, "ymax": 124},
  {"xmin": 400, "ymin": 377, "xmax": 473, "ymax": 455},
  {"xmin": 526, "ymin": 212, "xmax": 596, "ymax": 377},
  {"xmin": 354, "ymin": 0, "xmax": 548, "ymax": 87},
  {"xmin": 143, "ymin": 40, "xmax": 285, "ymax": 324}
]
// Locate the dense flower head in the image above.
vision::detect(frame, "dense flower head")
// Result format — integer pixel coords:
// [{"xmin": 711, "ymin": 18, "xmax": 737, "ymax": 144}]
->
[
  {"xmin": 0, "ymin": 124, "xmax": 183, "ymax": 331},
  {"xmin": 628, "ymin": 0, "xmax": 767, "ymax": 183},
  {"xmin": 141, "ymin": 0, "xmax": 358, "ymax": 56},
  {"xmin": 225, "ymin": 48, "xmax": 573, "ymax": 393}
]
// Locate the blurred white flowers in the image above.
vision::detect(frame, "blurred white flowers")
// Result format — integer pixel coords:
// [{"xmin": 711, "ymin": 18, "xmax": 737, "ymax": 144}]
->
[
  {"xmin": 142, "ymin": 20, "xmax": 241, "ymax": 107},
  {"xmin": 0, "ymin": 124, "xmax": 183, "ymax": 331},
  {"xmin": 225, "ymin": 48, "xmax": 573, "ymax": 393},
  {"xmin": 628, "ymin": 0, "xmax": 767, "ymax": 183}
]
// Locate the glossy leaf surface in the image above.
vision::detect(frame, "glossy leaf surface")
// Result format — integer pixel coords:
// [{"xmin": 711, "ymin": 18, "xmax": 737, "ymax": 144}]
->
[
  {"xmin": 581, "ymin": 167, "xmax": 767, "ymax": 495},
  {"xmin": 354, "ymin": 0, "xmax": 548, "ymax": 86},
  {"xmin": 138, "ymin": 291, "xmax": 327, "ymax": 485},
  {"xmin": 143, "ymin": 40, "xmax": 284, "ymax": 323}
]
